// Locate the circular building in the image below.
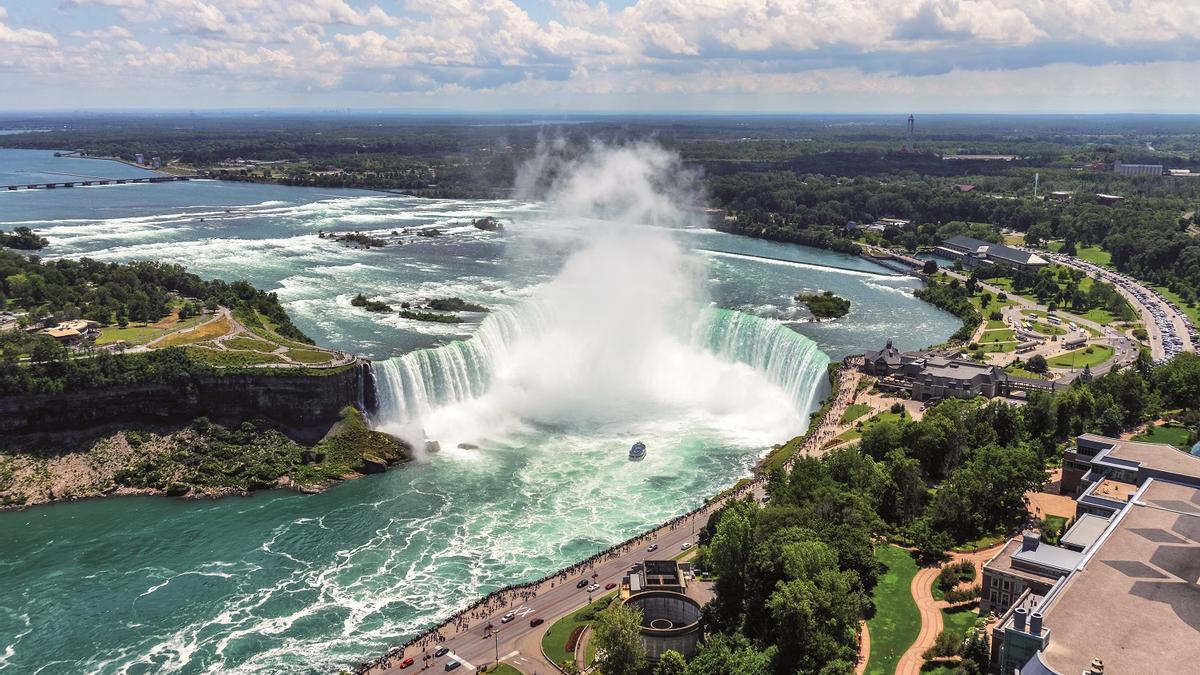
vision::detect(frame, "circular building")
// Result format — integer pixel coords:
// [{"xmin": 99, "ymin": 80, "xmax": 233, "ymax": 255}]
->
[{"xmin": 623, "ymin": 590, "xmax": 703, "ymax": 663}]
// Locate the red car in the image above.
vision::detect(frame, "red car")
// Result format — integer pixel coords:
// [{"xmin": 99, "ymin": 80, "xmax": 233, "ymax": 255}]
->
[
  {"xmin": 399, "ymin": 657, "xmax": 414, "ymax": 669},
  {"xmin": 605, "ymin": 582, "xmax": 617, "ymax": 590}
]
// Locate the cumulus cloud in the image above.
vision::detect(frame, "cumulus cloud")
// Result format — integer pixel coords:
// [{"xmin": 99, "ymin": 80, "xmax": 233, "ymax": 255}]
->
[{"xmin": 2, "ymin": 0, "xmax": 1199, "ymax": 108}]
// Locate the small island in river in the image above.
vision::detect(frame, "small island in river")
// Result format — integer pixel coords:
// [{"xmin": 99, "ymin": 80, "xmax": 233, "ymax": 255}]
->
[{"xmin": 796, "ymin": 290, "xmax": 851, "ymax": 320}]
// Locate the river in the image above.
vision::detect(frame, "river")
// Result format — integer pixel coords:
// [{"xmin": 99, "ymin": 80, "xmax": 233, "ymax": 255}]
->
[{"xmin": 0, "ymin": 148, "xmax": 958, "ymax": 674}]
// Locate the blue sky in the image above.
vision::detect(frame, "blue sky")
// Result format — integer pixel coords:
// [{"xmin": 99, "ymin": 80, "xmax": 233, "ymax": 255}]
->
[{"xmin": 1, "ymin": 1, "xmax": 1199, "ymax": 112}]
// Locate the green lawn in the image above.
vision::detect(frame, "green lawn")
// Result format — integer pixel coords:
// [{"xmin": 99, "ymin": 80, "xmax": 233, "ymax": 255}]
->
[
  {"xmin": 224, "ymin": 336, "xmax": 278, "ymax": 352},
  {"xmin": 1031, "ymin": 321, "xmax": 1066, "ymax": 336},
  {"xmin": 1004, "ymin": 364, "xmax": 1049, "ymax": 380},
  {"xmin": 865, "ymin": 545, "xmax": 921, "ymax": 675},
  {"xmin": 943, "ymin": 604, "xmax": 980, "ymax": 637},
  {"xmin": 1075, "ymin": 245, "xmax": 1113, "ymax": 268},
  {"xmin": 95, "ymin": 314, "xmax": 206, "ymax": 346},
  {"xmin": 981, "ymin": 328, "xmax": 1015, "ymax": 342},
  {"xmin": 1042, "ymin": 515, "xmax": 1069, "ymax": 545},
  {"xmin": 286, "ymin": 348, "xmax": 334, "ymax": 364},
  {"xmin": 183, "ymin": 347, "xmax": 287, "ymax": 367},
  {"xmin": 985, "ymin": 319, "xmax": 1007, "ymax": 329},
  {"xmin": 839, "ymin": 410, "xmax": 904, "ymax": 443},
  {"xmin": 1133, "ymin": 424, "xmax": 1194, "ymax": 449},
  {"xmin": 841, "ymin": 403, "xmax": 873, "ymax": 424},
  {"xmin": 540, "ymin": 594, "xmax": 614, "ymax": 669},
  {"xmin": 1046, "ymin": 344, "xmax": 1114, "ymax": 369}
]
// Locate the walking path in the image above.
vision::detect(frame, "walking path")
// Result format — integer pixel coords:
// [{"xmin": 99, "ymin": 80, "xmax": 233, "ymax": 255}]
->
[{"xmin": 855, "ymin": 620, "xmax": 871, "ymax": 675}]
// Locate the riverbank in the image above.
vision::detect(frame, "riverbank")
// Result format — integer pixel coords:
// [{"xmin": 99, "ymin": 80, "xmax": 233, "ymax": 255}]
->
[{"xmin": 0, "ymin": 407, "xmax": 409, "ymax": 510}]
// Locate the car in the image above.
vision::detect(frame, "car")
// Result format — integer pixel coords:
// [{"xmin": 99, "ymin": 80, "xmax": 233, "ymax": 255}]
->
[
  {"xmin": 605, "ymin": 582, "xmax": 617, "ymax": 590},
  {"xmin": 399, "ymin": 657, "xmax": 415, "ymax": 669},
  {"xmin": 445, "ymin": 661, "xmax": 461, "ymax": 671},
  {"xmin": 530, "ymin": 618, "xmax": 545, "ymax": 627},
  {"xmin": 587, "ymin": 583, "xmax": 600, "ymax": 592},
  {"xmin": 501, "ymin": 612, "xmax": 515, "ymax": 623},
  {"xmin": 434, "ymin": 647, "xmax": 449, "ymax": 658},
  {"xmin": 681, "ymin": 542, "xmax": 693, "ymax": 550},
  {"xmin": 760, "ymin": 494, "xmax": 771, "ymax": 503},
  {"xmin": 647, "ymin": 544, "xmax": 658, "ymax": 552},
  {"xmin": 576, "ymin": 578, "xmax": 589, "ymax": 588}
]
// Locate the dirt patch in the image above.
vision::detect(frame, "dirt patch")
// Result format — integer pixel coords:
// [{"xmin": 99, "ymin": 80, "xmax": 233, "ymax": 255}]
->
[
  {"xmin": 150, "ymin": 307, "xmax": 182, "ymax": 330},
  {"xmin": 153, "ymin": 316, "xmax": 234, "ymax": 348}
]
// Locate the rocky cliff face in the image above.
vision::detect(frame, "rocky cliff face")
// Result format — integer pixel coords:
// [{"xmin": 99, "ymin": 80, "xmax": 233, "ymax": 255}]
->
[{"xmin": 0, "ymin": 362, "xmax": 372, "ymax": 440}]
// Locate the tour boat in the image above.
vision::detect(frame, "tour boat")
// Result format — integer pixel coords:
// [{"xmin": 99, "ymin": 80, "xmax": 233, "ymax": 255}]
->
[{"xmin": 629, "ymin": 441, "xmax": 647, "ymax": 461}]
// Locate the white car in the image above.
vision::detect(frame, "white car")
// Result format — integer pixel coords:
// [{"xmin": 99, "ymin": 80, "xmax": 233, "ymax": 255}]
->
[
  {"xmin": 681, "ymin": 542, "xmax": 693, "ymax": 551},
  {"xmin": 501, "ymin": 612, "xmax": 515, "ymax": 623},
  {"xmin": 647, "ymin": 544, "xmax": 658, "ymax": 552},
  {"xmin": 587, "ymin": 584, "xmax": 600, "ymax": 592}
]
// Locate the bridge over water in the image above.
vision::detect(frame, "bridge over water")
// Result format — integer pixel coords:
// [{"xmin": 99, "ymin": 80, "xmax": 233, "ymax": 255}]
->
[{"xmin": 2, "ymin": 175, "xmax": 196, "ymax": 191}]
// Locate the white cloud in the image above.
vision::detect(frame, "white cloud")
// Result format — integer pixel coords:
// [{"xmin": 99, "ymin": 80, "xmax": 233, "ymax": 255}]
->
[{"xmin": 2, "ymin": 0, "xmax": 1199, "ymax": 109}]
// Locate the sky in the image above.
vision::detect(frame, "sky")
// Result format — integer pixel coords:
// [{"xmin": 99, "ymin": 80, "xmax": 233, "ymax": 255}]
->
[{"xmin": 1, "ymin": 0, "xmax": 1199, "ymax": 113}]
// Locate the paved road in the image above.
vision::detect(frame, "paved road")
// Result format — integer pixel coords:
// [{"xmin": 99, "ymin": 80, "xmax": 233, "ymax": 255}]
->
[{"xmin": 1033, "ymin": 249, "xmax": 1196, "ymax": 361}]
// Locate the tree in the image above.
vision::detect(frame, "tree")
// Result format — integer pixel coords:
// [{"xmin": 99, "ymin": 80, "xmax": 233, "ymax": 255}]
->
[
  {"xmin": 592, "ymin": 602, "xmax": 647, "ymax": 675},
  {"xmin": 1026, "ymin": 354, "xmax": 1048, "ymax": 374},
  {"xmin": 685, "ymin": 634, "xmax": 773, "ymax": 675},
  {"xmin": 922, "ymin": 259, "xmax": 938, "ymax": 274},
  {"xmin": 654, "ymin": 650, "xmax": 686, "ymax": 675}
]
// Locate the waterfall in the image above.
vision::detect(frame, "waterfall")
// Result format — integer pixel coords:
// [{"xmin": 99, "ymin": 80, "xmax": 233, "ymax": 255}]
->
[{"xmin": 370, "ymin": 303, "xmax": 830, "ymax": 428}]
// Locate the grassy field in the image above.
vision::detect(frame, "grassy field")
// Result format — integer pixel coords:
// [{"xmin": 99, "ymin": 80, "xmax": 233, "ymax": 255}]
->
[
  {"xmin": 1133, "ymin": 424, "xmax": 1194, "ymax": 449},
  {"xmin": 981, "ymin": 328, "xmax": 1015, "ymax": 342},
  {"xmin": 1046, "ymin": 344, "xmax": 1114, "ymax": 369},
  {"xmin": 183, "ymin": 347, "xmax": 287, "ymax": 367},
  {"xmin": 1075, "ymin": 245, "xmax": 1113, "ymax": 268},
  {"xmin": 540, "ymin": 595, "xmax": 614, "ymax": 669},
  {"xmin": 841, "ymin": 403, "xmax": 873, "ymax": 424},
  {"xmin": 95, "ymin": 314, "xmax": 207, "ymax": 346},
  {"xmin": 865, "ymin": 545, "xmax": 921, "ymax": 675},
  {"xmin": 224, "ymin": 336, "xmax": 278, "ymax": 352},
  {"xmin": 154, "ymin": 316, "xmax": 235, "ymax": 347},
  {"xmin": 839, "ymin": 410, "xmax": 904, "ymax": 443},
  {"xmin": 985, "ymin": 319, "xmax": 1007, "ymax": 329},
  {"xmin": 1042, "ymin": 515, "xmax": 1069, "ymax": 545},
  {"xmin": 1004, "ymin": 364, "xmax": 1050, "ymax": 380},
  {"xmin": 286, "ymin": 348, "xmax": 334, "ymax": 364}
]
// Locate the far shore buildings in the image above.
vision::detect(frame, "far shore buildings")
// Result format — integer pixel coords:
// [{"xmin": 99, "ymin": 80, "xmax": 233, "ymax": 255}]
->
[
  {"xmin": 936, "ymin": 236, "xmax": 1049, "ymax": 272},
  {"xmin": 984, "ymin": 434, "xmax": 1200, "ymax": 674}
]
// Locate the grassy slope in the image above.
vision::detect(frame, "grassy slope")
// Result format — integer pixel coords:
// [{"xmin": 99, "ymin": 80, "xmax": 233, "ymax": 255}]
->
[
  {"xmin": 539, "ymin": 595, "xmax": 614, "ymax": 669},
  {"xmin": 865, "ymin": 545, "xmax": 921, "ymax": 675},
  {"xmin": 1133, "ymin": 424, "xmax": 1194, "ymax": 449}
]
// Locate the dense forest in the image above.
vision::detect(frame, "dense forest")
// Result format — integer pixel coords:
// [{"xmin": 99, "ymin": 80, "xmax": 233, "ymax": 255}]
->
[{"xmin": 686, "ymin": 350, "xmax": 1199, "ymax": 674}]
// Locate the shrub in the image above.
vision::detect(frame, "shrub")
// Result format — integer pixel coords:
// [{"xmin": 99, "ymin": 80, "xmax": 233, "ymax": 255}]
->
[
  {"xmin": 890, "ymin": 402, "xmax": 905, "ymax": 414},
  {"xmin": 922, "ymin": 629, "xmax": 963, "ymax": 660},
  {"xmin": 565, "ymin": 625, "xmax": 586, "ymax": 653},
  {"xmin": 945, "ymin": 585, "xmax": 981, "ymax": 604}
]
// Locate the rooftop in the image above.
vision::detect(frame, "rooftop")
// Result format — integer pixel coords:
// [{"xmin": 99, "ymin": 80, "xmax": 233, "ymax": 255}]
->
[
  {"xmin": 1059, "ymin": 513, "xmax": 1110, "ymax": 551},
  {"xmin": 985, "ymin": 538, "xmax": 1071, "ymax": 586},
  {"xmin": 1036, "ymin": 479, "xmax": 1200, "ymax": 675},
  {"xmin": 1092, "ymin": 478, "xmax": 1138, "ymax": 503}
]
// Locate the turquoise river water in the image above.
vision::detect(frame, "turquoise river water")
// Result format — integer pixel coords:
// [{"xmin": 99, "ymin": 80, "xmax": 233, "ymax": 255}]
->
[{"xmin": 0, "ymin": 149, "xmax": 958, "ymax": 674}]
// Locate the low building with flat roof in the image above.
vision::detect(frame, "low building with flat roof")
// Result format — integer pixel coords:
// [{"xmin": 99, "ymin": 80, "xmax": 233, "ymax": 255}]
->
[
  {"xmin": 987, "ymin": 435, "xmax": 1200, "ymax": 673},
  {"xmin": 937, "ymin": 235, "xmax": 1048, "ymax": 271}
]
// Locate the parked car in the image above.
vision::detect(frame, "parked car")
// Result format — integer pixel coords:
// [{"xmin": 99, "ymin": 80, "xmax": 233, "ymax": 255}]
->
[
  {"xmin": 681, "ymin": 542, "xmax": 693, "ymax": 551},
  {"xmin": 530, "ymin": 618, "xmax": 545, "ymax": 628},
  {"xmin": 445, "ymin": 660, "xmax": 461, "ymax": 671},
  {"xmin": 647, "ymin": 543, "xmax": 658, "ymax": 552},
  {"xmin": 434, "ymin": 647, "xmax": 449, "ymax": 657},
  {"xmin": 501, "ymin": 612, "xmax": 515, "ymax": 623},
  {"xmin": 576, "ymin": 578, "xmax": 589, "ymax": 588},
  {"xmin": 605, "ymin": 582, "xmax": 617, "ymax": 590}
]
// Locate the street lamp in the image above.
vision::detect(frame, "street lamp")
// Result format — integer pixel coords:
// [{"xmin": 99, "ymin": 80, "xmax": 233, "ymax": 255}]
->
[{"xmin": 493, "ymin": 627, "xmax": 500, "ymax": 665}]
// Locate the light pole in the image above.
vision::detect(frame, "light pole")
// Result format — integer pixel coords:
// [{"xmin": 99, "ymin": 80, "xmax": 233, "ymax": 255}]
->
[{"xmin": 493, "ymin": 627, "xmax": 500, "ymax": 665}]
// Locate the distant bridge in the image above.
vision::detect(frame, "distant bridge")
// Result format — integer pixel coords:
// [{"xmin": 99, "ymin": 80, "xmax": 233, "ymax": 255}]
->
[{"xmin": 2, "ymin": 175, "xmax": 196, "ymax": 191}]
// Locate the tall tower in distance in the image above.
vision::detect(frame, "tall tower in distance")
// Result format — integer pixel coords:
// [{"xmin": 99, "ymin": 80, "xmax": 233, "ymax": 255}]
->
[{"xmin": 905, "ymin": 114, "xmax": 915, "ymax": 152}]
